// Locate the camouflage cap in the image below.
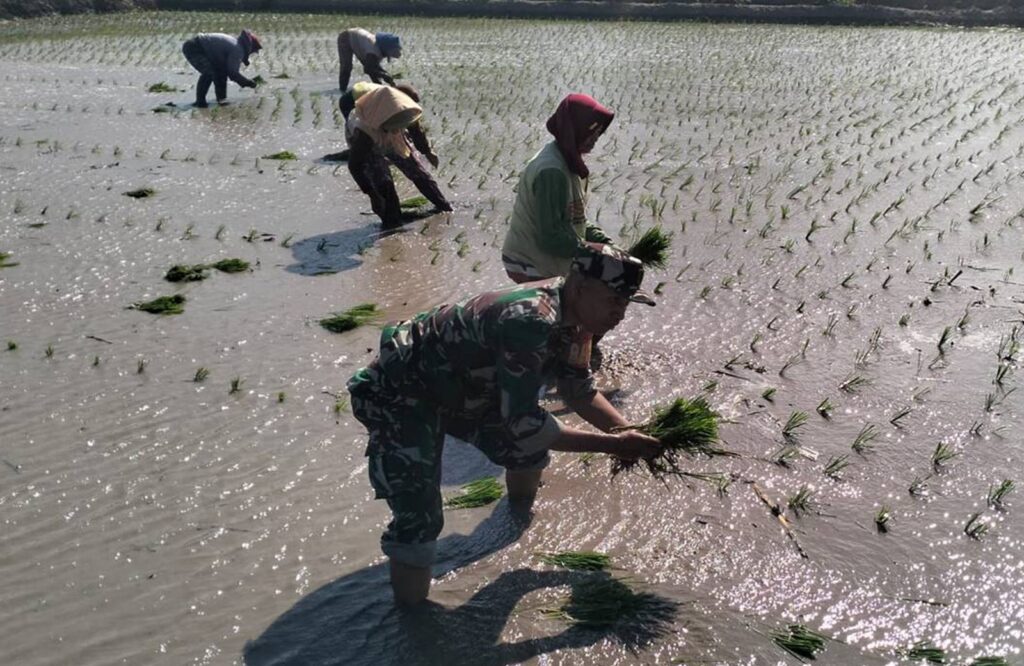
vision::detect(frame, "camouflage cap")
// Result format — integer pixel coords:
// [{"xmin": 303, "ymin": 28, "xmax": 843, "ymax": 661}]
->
[{"xmin": 571, "ymin": 243, "xmax": 656, "ymax": 306}]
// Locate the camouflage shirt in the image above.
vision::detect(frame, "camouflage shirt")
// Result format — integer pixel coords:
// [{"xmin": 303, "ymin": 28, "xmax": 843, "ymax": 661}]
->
[{"xmin": 374, "ymin": 278, "xmax": 595, "ymax": 454}]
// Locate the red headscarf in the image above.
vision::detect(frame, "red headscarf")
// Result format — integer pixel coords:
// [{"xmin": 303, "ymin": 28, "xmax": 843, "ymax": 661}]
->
[{"xmin": 545, "ymin": 93, "xmax": 614, "ymax": 179}]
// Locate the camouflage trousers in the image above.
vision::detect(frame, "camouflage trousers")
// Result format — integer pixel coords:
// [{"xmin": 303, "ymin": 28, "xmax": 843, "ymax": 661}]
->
[{"xmin": 347, "ymin": 364, "xmax": 549, "ymax": 567}]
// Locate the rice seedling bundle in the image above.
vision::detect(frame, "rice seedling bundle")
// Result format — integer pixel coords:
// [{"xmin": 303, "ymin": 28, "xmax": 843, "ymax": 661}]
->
[
  {"xmin": 147, "ymin": 82, "xmax": 178, "ymax": 93},
  {"xmin": 165, "ymin": 264, "xmax": 208, "ymax": 282},
  {"xmin": 987, "ymin": 479, "xmax": 1014, "ymax": 508},
  {"xmin": 262, "ymin": 150, "xmax": 297, "ymax": 160},
  {"xmin": 124, "ymin": 187, "xmax": 156, "ymax": 199},
  {"xmin": 537, "ymin": 550, "xmax": 611, "ymax": 571},
  {"xmin": 627, "ymin": 226, "xmax": 673, "ymax": 269},
  {"xmin": 611, "ymin": 396, "xmax": 727, "ymax": 478},
  {"xmin": 210, "ymin": 258, "xmax": 250, "ymax": 273},
  {"xmin": 400, "ymin": 195, "xmax": 430, "ymax": 209},
  {"xmin": 772, "ymin": 624, "xmax": 828, "ymax": 661},
  {"xmin": 0, "ymin": 251, "xmax": 19, "ymax": 269},
  {"xmin": 319, "ymin": 303, "xmax": 379, "ymax": 333},
  {"xmin": 444, "ymin": 476, "xmax": 503, "ymax": 509},
  {"xmin": 251, "ymin": 75, "xmax": 266, "ymax": 86},
  {"xmin": 970, "ymin": 657, "xmax": 1008, "ymax": 666},
  {"xmin": 542, "ymin": 577, "xmax": 676, "ymax": 632},
  {"xmin": 132, "ymin": 294, "xmax": 185, "ymax": 315}
]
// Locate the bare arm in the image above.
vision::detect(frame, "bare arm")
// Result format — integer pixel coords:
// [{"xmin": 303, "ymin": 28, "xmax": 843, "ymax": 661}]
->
[{"xmin": 566, "ymin": 390, "xmax": 630, "ymax": 432}]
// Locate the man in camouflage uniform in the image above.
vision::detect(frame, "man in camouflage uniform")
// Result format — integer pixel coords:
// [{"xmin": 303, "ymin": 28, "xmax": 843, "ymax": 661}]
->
[{"xmin": 347, "ymin": 243, "xmax": 661, "ymax": 605}]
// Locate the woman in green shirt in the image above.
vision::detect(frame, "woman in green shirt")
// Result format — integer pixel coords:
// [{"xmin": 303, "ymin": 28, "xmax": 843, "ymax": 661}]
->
[{"xmin": 502, "ymin": 93, "xmax": 615, "ymax": 283}]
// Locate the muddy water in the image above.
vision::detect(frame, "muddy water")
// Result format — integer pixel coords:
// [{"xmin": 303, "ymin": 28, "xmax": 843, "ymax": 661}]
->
[{"xmin": 1, "ymin": 12, "xmax": 1023, "ymax": 665}]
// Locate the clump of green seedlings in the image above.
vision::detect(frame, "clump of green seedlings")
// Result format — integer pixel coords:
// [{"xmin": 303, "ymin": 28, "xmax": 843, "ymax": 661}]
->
[
  {"xmin": 771, "ymin": 624, "xmax": 828, "ymax": 661},
  {"xmin": 123, "ymin": 187, "xmax": 156, "ymax": 199},
  {"xmin": 816, "ymin": 398, "xmax": 834, "ymax": 418},
  {"xmin": 132, "ymin": 294, "xmax": 185, "ymax": 315},
  {"xmin": 0, "ymin": 252, "xmax": 19, "ymax": 269},
  {"xmin": 988, "ymin": 480, "xmax": 1014, "ymax": 509},
  {"xmin": 444, "ymin": 476, "xmax": 503, "ymax": 509},
  {"xmin": 902, "ymin": 641, "xmax": 946, "ymax": 664},
  {"xmin": 611, "ymin": 396, "xmax": 727, "ymax": 478},
  {"xmin": 147, "ymin": 82, "xmax": 178, "ymax": 93},
  {"xmin": 400, "ymin": 195, "xmax": 430, "ymax": 209},
  {"xmin": 165, "ymin": 264, "xmax": 208, "ymax": 282},
  {"xmin": 262, "ymin": 150, "xmax": 297, "ymax": 160},
  {"xmin": 542, "ymin": 576, "xmax": 676, "ymax": 639},
  {"xmin": 251, "ymin": 75, "xmax": 267, "ymax": 86},
  {"xmin": 319, "ymin": 303, "xmax": 379, "ymax": 333},
  {"xmin": 627, "ymin": 226, "xmax": 673, "ymax": 269},
  {"xmin": 210, "ymin": 258, "xmax": 249, "ymax": 273},
  {"xmin": 537, "ymin": 550, "xmax": 611, "ymax": 571},
  {"xmin": 6, "ymin": 341, "xmax": 16, "ymax": 351}
]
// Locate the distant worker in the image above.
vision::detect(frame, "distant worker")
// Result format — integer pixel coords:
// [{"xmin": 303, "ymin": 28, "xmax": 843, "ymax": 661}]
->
[
  {"xmin": 181, "ymin": 30, "xmax": 262, "ymax": 108},
  {"xmin": 502, "ymin": 93, "xmax": 615, "ymax": 283},
  {"xmin": 337, "ymin": 28, "xmax": 402, "ymax": 91},
  {"xmin": 346, "ymin": 84, "xmax": 452, "ymax": 227},
  {"xmin": 347, "ymin": 243, "xmax": 660, "ymax": 606}
]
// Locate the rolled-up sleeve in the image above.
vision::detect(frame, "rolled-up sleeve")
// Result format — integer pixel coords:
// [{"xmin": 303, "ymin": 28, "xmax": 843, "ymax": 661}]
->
[{"xmin": 497, "ymin": 316, "xmax": 563, "ymax": 454}]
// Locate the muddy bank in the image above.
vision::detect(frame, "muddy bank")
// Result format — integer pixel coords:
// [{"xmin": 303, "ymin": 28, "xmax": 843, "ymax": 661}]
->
[{"xmin": 2, "ymin": 0, "xmax": 1022, "ymax": 26}]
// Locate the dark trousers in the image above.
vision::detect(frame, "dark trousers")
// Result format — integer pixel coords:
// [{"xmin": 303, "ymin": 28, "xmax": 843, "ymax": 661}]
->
[
  {"xmin": 389, "ymin": 151, "xmax": 452, "ymax": 212},
  {"xmin": 182, "ymin": 38, "xmax": 227, "ymax": 104}
]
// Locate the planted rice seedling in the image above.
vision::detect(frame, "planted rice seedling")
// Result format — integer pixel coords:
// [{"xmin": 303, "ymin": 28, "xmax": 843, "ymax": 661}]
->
[
  {"xmin": 229, "ymin": 377, "xmax": 243, "ymax": 394},
  {"xmin": 932, "ymin": 442, "xmax": 957, "ymax": 469},
  {"xmin": 262, "ymin": 150, "xmax": 297, "ymax": 160},
  {"xmin": 890, "ymin": 406, "xmax": 912, "ymax": 427},
  {"xmin": 816, "ymin": 398, "xmax": 834, "ymax": 418},
  {"xmin": 444, "ymin": 476, "xmax": 503, "ymax": 509},
  {"xmin": 824, "ymin": 454, "xmax": 850, "ymax": 480},
  {"xmin": 627, "ymin": 226, "xmax": 673, "ymax": 269},
  {"xmin": 319, "ymin": 303, "xmax": 379, "ymax": 333},
  {"xmin": 839, "ymin": 374, "xmax": 870, "ymax": 394},
  {"xmin": 136, "ymin": 358, "xmax": 146, "ymax": 374},
  {"xmin": 909, "ymin": 475, "xmax": 930, "ymax": 497},
  {"xmin": 123, "ymin": 187, "xmax": 156, "ymax": 199},
  {"xmin": 537, "ymin": 550, "xmax": 611, "ymax": 571},
  {"xmin": 788, "ymin": 484, "xmax": 816, "ymax": 515},
  {"xmin": 852, "ymin": 424, "xmax": 879, "ymax": 454},
  {"xmin": 876, "ymin": 505, "xmax": 892, "ymax": 532},
  {"xmin": 6, "ymin": 341, "xmax": 16, "ymax": 351},
  {"xmin": 964, "ymin": 512, "xmax": 988, "ymax": 539},
  {"xmin": 988, "ymin": 479, "xmax": 1014, "ymax": 509},
  {"xmin": 970, "ymin": 657, "xmax": 1009, "ymax": 665},
  {"xmin": 610, "ymin": 396, "xmax": 727, "ymax": 478},
  {"xmin": 193, "ymin": 367, "xmax": 209, "ymax": 382},
  {"xmin": 762, "ymin": 387, "xmax": 776, "ymax": 401},
  {"xmin": 44, "ymin": 344, "xmax": 54, "ymax": 358},
  {"xmin": 771, "ymin": 624, "xmax": 828, "ymax": 661},
  {"xmin": 782, "ymin": 411, "xmax": 809, "ymax": 441},
  {"xmin": 132, "ymin": 294, "xmax": 185, "ymax": 315}
]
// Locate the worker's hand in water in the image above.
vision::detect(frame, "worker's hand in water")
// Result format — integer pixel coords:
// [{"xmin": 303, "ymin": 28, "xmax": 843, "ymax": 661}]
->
[
  {"xmin": 426, "ymin": 152, "xmax": 440, "ymax": 168},
  {"xmin": 614, "ymin": 430, "xmax": 662, "ymax": 461}
]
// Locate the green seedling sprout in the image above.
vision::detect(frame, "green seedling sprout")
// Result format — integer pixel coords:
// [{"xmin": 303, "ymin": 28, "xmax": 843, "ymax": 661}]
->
[
  {"xmin": 964, "ymin": 512, "xmax": 989, "ymax": 540},
  {"xmin": 902, "ymin": 641, "xmax": 946, "ymax": 664},
  {"xmin": 193, "ymin": 367, "xmax": 209, "ymax": 382},
  {"xmin": 229, "ymin": 377, "xmax": 243, "ymax": 394},
  {"xmin": 788, "ymin": 485, "xmax": 815, "ymax": 516},
  {"xmin": 824, "ymin": 454, "xmax": 850, "ymax": 480},
  {"xmin": 852, "ymin": 424, "xmax": 879, "ymax": 454},
  {"xmin": 875, "ymin": 505, "xmax": 892, "ymax": 533},
  {"xmin": 0, "ymin": 252, "xmax": 19, "ymax": 269},
  {"xmin": 782, "ymin": 411, "xmax": 809, "ymax": 441},
  {"xmin": 444, "ymin": 476, "xmax": 503, "ymax": 509},
  {"xmin": 132, "ymin": 295, "xmax": 185, "ymax": 315},
  {"xmin": 931, "ymin": 442, "xmax": 957, "ymax": 470},
  {"xmin": 816, "ymin": 398, "xmax": 834, "ymax": 418},
  {"xmin": 988, "ymin": 479, "xmax": 1014, "ymax": 509}
]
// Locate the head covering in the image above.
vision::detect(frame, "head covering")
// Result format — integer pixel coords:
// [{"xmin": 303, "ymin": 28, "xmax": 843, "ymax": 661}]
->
[
  {"xmin": 571, "ymin": 243, "xmax": 656, "ymax": 306},
  {"xmin": 340, "ymin": 81, "xmax": 383, "ymax": 117},
  {"xmin": 375, "ymin": 32, "xmax": 402, "ymax": 59},
  {"xmin": 546, "ymin": 93, "xmax": 614, "ymax": 179},
  {"xmin": 238, "ymin": 29, "xmax": 262, "ymax": 66},
  {"xmin": 352, "ymin": 86, "xmax": 421, "ymax": 157}
]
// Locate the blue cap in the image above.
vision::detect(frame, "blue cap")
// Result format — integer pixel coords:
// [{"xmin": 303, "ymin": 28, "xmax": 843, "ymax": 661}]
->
[{"xmin": 375, "ymin": 32, "xmax": 402, "ymax": 58}]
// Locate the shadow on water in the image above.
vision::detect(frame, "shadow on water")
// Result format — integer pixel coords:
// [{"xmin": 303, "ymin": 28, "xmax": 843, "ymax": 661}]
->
[{"xmin": 243, "ymin": 500, "xmax": 622, "ymax": 666}]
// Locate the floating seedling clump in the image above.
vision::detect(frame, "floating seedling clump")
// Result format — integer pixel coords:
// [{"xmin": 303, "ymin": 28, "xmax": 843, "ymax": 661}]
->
[
  {"xmin": 146, "ymin": 82, "xmax": 178, "ymax": 93},
  {"xmin": 0, "ymin": 251, "xmax": 19, "ymax": 269},
  {"xmin": 132, "ymin": 294, "xmax": 185, "ymax": 315},
  {"xmin": 319, "ymin": 303, "xmax": 379, "ymax": 333},
  {"xmin": 444, "ymin": 476, "xmax": 503, "ymax": 509},
  {"xmin": 251, "ymin": 75, "xmax": 266, "ymax": 86},
  {"xmin": 165, "ymin": 264, "xmax": 208, "ymax": 282},
  {"xmin": 627, "ymin": 226, "xmax": 673, "ymax": 269},
  {"xmin": 772, "ymin": 624, "xmax": 828, "ymax": 661},
  {"xmin": 537, "ymin": 550, "xmax": 612, "ymax": 571},
  {"xmin": 124, "ymin": 187, "xmax": 156, "ymax": 199},
  {"xmin": 262, "ymin": 150, "xmax": 297, "ymax": 160},
  {"xmin": 611, "ymin": 396, "xmax": 727, "ymax": 478},
  {"xmin": 210, "ymin": 258, "xmax": 249, "ymax": 273}
]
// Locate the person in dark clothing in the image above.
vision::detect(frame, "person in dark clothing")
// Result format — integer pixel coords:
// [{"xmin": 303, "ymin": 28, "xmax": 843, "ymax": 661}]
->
[
  {"xmin": 345, "ymin": 84, "xmax": 452, "ymax": 226},
  {"xmin": 181, "ymin": 30, "xmax": 262, "ymax": 107}
]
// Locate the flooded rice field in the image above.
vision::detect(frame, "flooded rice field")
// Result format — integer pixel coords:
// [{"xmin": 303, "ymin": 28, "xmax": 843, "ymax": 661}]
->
[{"xmin": 1, "ymin": 11, "xmax": 1023, "ymax": 665}]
